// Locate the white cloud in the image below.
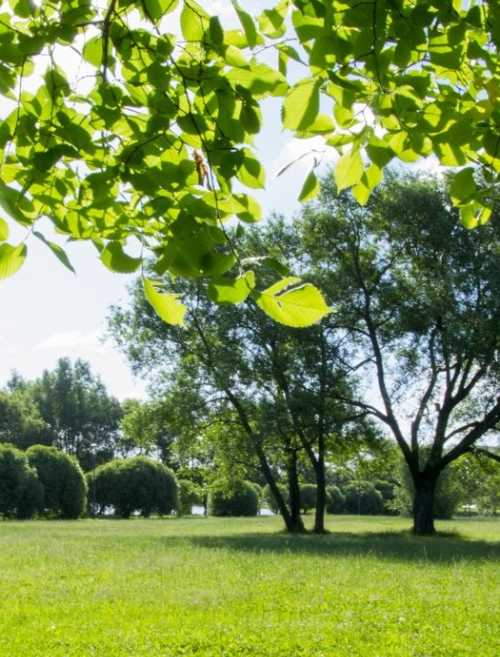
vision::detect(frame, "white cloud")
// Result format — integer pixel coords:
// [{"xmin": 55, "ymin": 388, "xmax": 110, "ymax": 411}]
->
[{"xmin": 35, "ymin": 330, "xmax": 106, "ymax": 354}]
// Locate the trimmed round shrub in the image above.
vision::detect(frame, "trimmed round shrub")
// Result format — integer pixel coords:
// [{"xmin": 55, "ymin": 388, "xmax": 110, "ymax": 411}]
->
[
  {"xmin": 27, "ymin": 445, "xmax": 87, "ymax": 519},
  {"xmin": 178, "ymin": 479, "xmax": 203, "ymax": 515},
  {"xmin": 208, "ymin": 480, "xmax": 258, "ymax": 517},
  {"xmin": 87, "ymin": 457, "xmax": 178, "ymax": 518},
  {"xmin": 300, "ymin": 484, "xmax": 317, "ymax": 514},
  {"xmin": 344, "ymin": 481, "xmax": 384, "ymax": 515},
  {"xmin": 326, "ymin": 485, "xmax": 345, "ymax": 514},
  {"xmin": 17, "ymin": 468, "xmax": 45, "ymax": 519},
  {"xmin": 263, "ymin": 483, "xmax": 289, "ymax": 513},
  {"xmin": 0, "ymin": 443, "xmax": 43, "ymax": 519},
  {"xmin": 87, "ymin": 460, "xmax": 121, "ymax": 515}
]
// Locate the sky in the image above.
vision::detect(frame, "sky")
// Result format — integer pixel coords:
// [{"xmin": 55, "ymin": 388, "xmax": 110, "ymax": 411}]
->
[{"xmin": 0, "ymin": 1, "xmax": 339, "ymax": 400}]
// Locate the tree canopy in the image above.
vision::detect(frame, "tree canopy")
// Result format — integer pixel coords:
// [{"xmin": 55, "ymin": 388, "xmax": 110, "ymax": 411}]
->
[
  {"xmin": 5, "ymin": 358, "xmax": 123, "ymax": 470},
  {"xmin": 301, "ymin": 172, "xmax": 500, "ymax": 533},
  {"xmin": 0, "ymin": 1, "xmax": 498, "ymax": 327}
]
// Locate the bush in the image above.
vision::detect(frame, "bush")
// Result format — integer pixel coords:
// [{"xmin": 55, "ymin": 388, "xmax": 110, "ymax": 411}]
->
[
  {"xmin": 87, "ymin": 460, "xmax": 121, "ymax": 515},
  {"xmin": 27, "ymin": 445, "xmax": 87, "ymax": 519},
  {"xmin": 178, "ymin": 479, "xmax": 203, "ymax": 515},
  {"xmin": 208, "ymin": 480, "xmax": 258, "ymax": 517},
  {"xmin": 344, "ymin": 481, "xmax": 384, "ymax": 515},
  {"xmin": 249, "ymin": 482, "xmax": 263, "ymax": 506},
  {"xmin": 374, "ymin": 480, "xmax": 398, "ymax": 515},
  {"xmin": 87, "ymin": 457, "xmax": 178, "ymax": 518},
  {"xmin": 300, "ymin": 484, "xmax": 317, "ymax": 514},
  {"xmin": 17, "ymin": 469, "xmax": 45, "ymax": 519},
  {"xmin": 0, "ymin": 443, "xmax": 43, "ymax": 519},
  {"xmin": 262, "ymin": 483, "xmax": 288, "ymax": 513},
  {"xmin": 326, "ymin": 485, "xmax": 345, "ymax": 514}
]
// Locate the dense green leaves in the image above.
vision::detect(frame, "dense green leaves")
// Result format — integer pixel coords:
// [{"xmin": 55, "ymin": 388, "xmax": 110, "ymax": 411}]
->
[{"xmin": 0, "ymin": 0, "xmax": 498, "ymax": 327}]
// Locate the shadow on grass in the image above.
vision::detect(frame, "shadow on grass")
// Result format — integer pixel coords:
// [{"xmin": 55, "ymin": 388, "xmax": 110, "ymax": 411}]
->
[{"xmin": 173, "ymin": 530, "xmax": 500, "ymax": 563}]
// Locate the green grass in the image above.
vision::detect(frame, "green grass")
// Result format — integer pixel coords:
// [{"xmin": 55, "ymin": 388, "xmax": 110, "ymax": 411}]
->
[{"xmin": 0, "ymin": 516, "xmax": 499, "ymax": 657}]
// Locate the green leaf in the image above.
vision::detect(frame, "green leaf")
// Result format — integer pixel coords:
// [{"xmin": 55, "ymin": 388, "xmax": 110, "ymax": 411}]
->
[
  {"xmin": 237, "ymin": 149, "xmax": 266, "ymax": 189},
  {"xmin": 0, "ymin": 217, "xmax": 8, "ymax": 241},
  {"xmin": 224, "ymin": 45, "xmax": 248, "ymax": 68},
  {"xmin": 82, "ymin": 36, "xmax": 103, "ymax": 67},
  {"xmin": 10, "ymin": 0, "xmax": 36, "ymax": 18},
  {"xmin": 282, "ymin": 78, "xmax": 320, "ymax": 131},
  {"xmin": 100, "ymin": 241, "xmax": 141, "ymax": 274},
  {"xmin": 33, "ymin": 231, "xmax": 75, "ymax": 274},
  {"xmin": 335, "ymin": 149, "xmax": 364, "ymax": 191},
  {"xmin": 208, "ymin": 271, "xmax": 255, "ymax": 304},
  {"xmin": 298, "ymin": 170, "xmax": 319, "ymax": 202},
  {"xmin": 143, "ymin": 0, "xmax": 179, "ymax": 21},
  {"xmin": 180, "ymin": 0, "xmax": 209, "ymax": 41},
  {"xmin": 450, "ymin": 168, "xmax": 476, "ymax": 205},
  {"xmin": 256, "ymin": 277, "xmax": 331, "ymax": 327},
  {"xmin": 230, "ymin": 0, "xmax": 258, "ymax": 47},
  {"xmin": 0, "ymin": 243, "xmax": 27, "ymax": 280},
  {"xmin": 144, "ymin": 278, "xmax": 186, "ymax": 326},
  {"xmin": 459, "ymin": 203, "xmax": 492, "ymax": 229},
  {"xmin": 258, "ymin": 8, "xmax": 287, "ymax": 38},
  {"xmin": 234, "ymin": 194, "xmax": 262, "ymax": 223},
  {"xmin": 0, "ymin": 182, "xmax": 33, "ymax": 226},
  {"xmin": 226, "ymin": 63, "xmax": 287, "ymax": 97}
]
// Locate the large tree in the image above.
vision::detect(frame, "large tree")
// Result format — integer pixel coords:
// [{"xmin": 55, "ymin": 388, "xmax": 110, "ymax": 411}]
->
[
  {"xmin": 301, "ymin": 172, "xmax": 500, "ymax": 534},
  {"xmin": 0, "ymin": 1, "xmax": 498, "ymax": 329},
  {"xmin": 109, "ymin": 219, "xmax": 372, "ymax": 532}
]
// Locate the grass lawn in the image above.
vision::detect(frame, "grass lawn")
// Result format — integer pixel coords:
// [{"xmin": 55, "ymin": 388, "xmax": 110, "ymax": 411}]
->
[{"xmin": 0, "ymin": 515, "xmax": 499, "ymax": 657}]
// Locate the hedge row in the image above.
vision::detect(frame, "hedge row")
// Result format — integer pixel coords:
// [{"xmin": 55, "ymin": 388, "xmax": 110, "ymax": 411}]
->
[
  {"xmin": 263, "ymin": 481, "xmax": 394, "ymax": 516},
  {"xmin": 0, "ymin": 443, "xmax": 86, "ymax": 519}
]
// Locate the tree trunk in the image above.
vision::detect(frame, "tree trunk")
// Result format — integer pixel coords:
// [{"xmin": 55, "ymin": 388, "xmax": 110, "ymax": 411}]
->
[
  {"xmin": 254, "ymin": 442, "xmax": 304, "ymax": 533},
  {"xmin": 412, "ymin": 473, "xmax": 438, "ymax": 536},
  {"xmin": 287, "ymin": 449, "xmax": 305, "ymax": 533},
  {"xmin": 312, "ymin": 432, "xmax": 327, "ymax": 533}
]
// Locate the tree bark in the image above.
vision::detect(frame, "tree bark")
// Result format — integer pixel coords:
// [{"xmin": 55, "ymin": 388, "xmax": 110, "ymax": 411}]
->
[
  {"xmin": 412, "ymin": 473, "xmax": 438, "ymax": 536},
  {"xmin": 313, "ymin": 435, "xmax": 327, "ymax": 533},
  {"xmin": 287, "ymin": 449, "xmax": 306, "ymax": 533}
]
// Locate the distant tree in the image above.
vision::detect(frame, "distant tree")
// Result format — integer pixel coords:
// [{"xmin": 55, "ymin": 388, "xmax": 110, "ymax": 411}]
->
[
  {"xmin": 28, "ymin": 359, "xmax": 123, "ymax": 470},
  {"xmin": 120, "ymin": 399, "xmax": 178, "ymax": 468},
  {"xmin": 0, "ymin": 389, "xmax": 51, "ymax": 449},
  {"xmin": 27, "ymin": 445, "xmax": 87, "ymax": 519}
]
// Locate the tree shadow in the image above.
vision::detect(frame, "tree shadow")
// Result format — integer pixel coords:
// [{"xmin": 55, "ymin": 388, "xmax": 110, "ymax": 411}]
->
[{"xmin": 177, "ymin": 530, "xmax": 500, "ymax": 564}]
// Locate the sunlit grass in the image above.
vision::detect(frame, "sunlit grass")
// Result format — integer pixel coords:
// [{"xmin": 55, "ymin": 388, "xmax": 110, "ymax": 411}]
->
[{"xmin": 0, "ymin": 516, "xmax": 498, "ymax": 656}]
